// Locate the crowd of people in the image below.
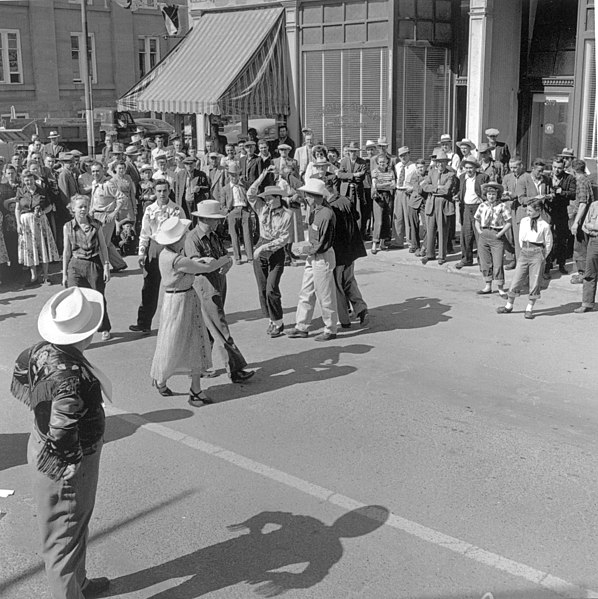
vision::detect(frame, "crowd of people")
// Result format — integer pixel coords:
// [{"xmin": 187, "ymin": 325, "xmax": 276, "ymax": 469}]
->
[{"xmin": 5, "ymin": 122, "xmax": 597, "ymax": 599}]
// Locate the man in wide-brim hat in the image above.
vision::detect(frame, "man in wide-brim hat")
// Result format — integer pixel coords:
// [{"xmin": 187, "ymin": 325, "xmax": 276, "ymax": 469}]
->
[
  {"xmin": 11, "ymin": 286, "xmax": 112, "ymax": 599},
  {"xmin": 185, "ymin": 200, "xmax": 255, "ymax": 384},
  {"xmin": 43, "ymin": 130, "xmax": 65, "ymax": 159},
  {"xmin": 338, "ymin": 140, "xmax": 367, "ymax": 230},
  {"xmin": 287, "ymin": 178, "xmax": 339, "ymax": 341}
]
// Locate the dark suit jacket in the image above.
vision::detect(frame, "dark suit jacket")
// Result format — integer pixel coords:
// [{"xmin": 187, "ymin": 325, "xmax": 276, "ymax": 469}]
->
[
  {"xmin": 337, "ymin": 157, "xmax": 367, "ymax": 197},
  {"xmin": 327, "ymin": 192, "xmax": 367, "ymax": 265},
  {"xmin": 175, "ymin": 168, "xmax": 210, "ymax": 208},
  {"xmin": 422, "ymin": 169, "xmax": 458, "ymax": 216},
  {"xmin": 269, "ymin": 136, "xmax": 296, "ymax": 158},
  {"xmin": 489, "ymin": 142, "xmax": 510, "ymax": 166},
  {"xmin": 206, "ymin": 166, "xmax": 227, "ymax": 207},
  {"xmin": 458, "ymin": 172, "xmax": 489, "ymax": 203},
  {"xmin": 548, "ymin": 173, "xmax": 576, "ymax": 222},
  {"xmin": 406, "ymin": 171, "xmax": 427, "ymax": 210}
]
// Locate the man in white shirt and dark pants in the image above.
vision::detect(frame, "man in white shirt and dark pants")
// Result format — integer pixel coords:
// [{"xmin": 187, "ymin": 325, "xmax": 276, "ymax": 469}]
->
[
  {"xmin": 224, "ymin": 164, "xmax": 254, "ymax": 264},
  {"xmin": 393, "ymin": 146, "xmax": 417, "ymax": 248}
]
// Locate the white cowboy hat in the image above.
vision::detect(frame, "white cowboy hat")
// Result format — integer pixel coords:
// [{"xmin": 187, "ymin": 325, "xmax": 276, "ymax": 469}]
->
[
  {"xmin": 298, "ymin": 178, "xmax": 327, "ymax": 197},
  {"xmin": 38, "ymin": 287, "xmax": 104, "ymax": 345},
  {"xmin": 154, "ymin": 216, "xmax": 191, "ymax": 245},
  {"xmin": 191, "ymin": 200, "xmax": 226, "ymax": 219}
]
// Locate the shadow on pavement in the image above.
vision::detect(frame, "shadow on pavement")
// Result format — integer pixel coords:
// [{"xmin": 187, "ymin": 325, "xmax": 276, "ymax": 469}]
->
[
  {"xmin": 0, "ymin": 311, "xmax": 26, "ymax": 322},
  {"xmin": 206, "ymin": 343, "xmax": 373, "ymax": 402},
  {"xmin": 0, "ymin": 293, "xmax": 36, "ymax": 304},
  {"xmin": 226, "ymin": 305, "xmax": 296, "ymax": 326},
  {"xmin": 0, "ymin": 409, "xmax": 194, "ymax": 472},
  {"xmin": 531, "ymin": 302, "xmax": 581, "ymax": 317},
  {"xmin": 104, "ymin": 505, "xmax": 389, "ymax": 598}
]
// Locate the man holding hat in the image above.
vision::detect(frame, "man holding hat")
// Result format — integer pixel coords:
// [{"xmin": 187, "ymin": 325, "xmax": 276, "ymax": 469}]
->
[
  {"xmin": 484, "ymin": 127, "xmax": 511, "ymax": 166},
  {"xmin": 224, "ymin": 163, "xmax": 254, "ymax": 264},
  {"xmin": 455, "ymin": 157, "xmax": 489, "ymax": 269},
  {"xmin": 11, "ymin": 286, "xmax": 112, "ymax": 599},
  {"xmin": 287, "ymin": 178, "xmax": 338, "ymax": 341},
  {"xmin": 174, "ymin": 156, "xmax": 209, "ymax": 220},
  {"xmin": 394, "ymin": 146, "xmax": 417, "ymax": 248},
  {"xmin": 43, "ymin": 131, "xmax": 66, "ymax": 160},
  {"xmin": 185, "ymin": 200, "xmax": 254, "ymax": 383},
  {"xmin": 248, "ymin": 169, "xmax": 293, "ymax": 338},
  {"xmin": 421, "ymin": 150, "xmax": 458, "ymax": 265}
]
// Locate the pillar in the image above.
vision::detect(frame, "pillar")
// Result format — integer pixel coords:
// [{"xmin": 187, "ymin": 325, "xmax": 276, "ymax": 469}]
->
[{"xmin": 282, "ymin": 0, "xmax": 300, "ymax": 141}]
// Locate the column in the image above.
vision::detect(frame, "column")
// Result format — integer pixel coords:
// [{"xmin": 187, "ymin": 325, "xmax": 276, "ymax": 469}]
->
[{"xmin": 281, "ymin": 0, "xmax": 300, "ymax": 141}]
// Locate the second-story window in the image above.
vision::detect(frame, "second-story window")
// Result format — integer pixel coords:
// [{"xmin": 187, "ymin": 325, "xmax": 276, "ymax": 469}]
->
[
  {"xmin": 138, "ymin": 36, "xmax": 160, "ymax": 77},
  {"xmin": 0, "ymin": 29, "xmax": 24, "ymax": 84},
  {"xmin": 71, "ymin": 33, "xmax": 97, "ymax": 84}
]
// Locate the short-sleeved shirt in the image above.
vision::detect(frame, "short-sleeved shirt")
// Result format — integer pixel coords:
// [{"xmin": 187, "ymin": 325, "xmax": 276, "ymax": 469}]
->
[
  {"xmin": 17, "ymin": 185, "xmax": 48, "ymax": 213},
  {"xmin": 474, "ymin": 201, "xmax": 511, "ymax": 229},
  {"xmin": 65, "ymin": 217, "xmax": 103, "ymax": 260}
]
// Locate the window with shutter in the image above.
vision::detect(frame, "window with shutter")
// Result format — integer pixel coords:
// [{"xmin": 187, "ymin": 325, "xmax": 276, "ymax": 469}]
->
[
  {"xmin": 394, "ymin": 45, "xmax": 450, "ymax": 159},
  {"xmin": 580, "ymin": 40, "xmax": 596, "ymax": 160}
]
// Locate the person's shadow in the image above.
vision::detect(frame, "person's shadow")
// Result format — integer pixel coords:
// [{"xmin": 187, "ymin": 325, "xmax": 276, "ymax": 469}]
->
[
  {"xmin": 0, "ymin": 409, "xmax": 193, "ymax": 472},
  {"xmin": 105, "ymin": 505, "xmax": 390, "ymax": 598},
  {"xmin": 205, "ymin": 344, "xmax": 373, "ymax": 402}
]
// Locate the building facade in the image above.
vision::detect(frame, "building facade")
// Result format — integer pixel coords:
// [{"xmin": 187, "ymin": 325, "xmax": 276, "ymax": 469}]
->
[
  {"xmin": 0, "ymin": 0, "xmax": 188, "ymax": 123},
  {"xmin": 180, "ymin": 0, "xmax": 595, "ymax": 172}
]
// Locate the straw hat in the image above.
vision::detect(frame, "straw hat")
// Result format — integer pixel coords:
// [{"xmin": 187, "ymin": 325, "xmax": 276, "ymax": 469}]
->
[
  {"xmin": 482, "ymin": 182, "xmax": 504, "ymax": 196},
  {"xmin": 485, "ymin": 128, "xmax": 500, "ymax": 137},
  {"xmin": 298, "ymin": 178, "xmax": 327, "ymax": 197},
  {"xmin": 397, "ymin": 146, "xmax": 410, "ymax": 156},
  {"xmin": 438, "ymin": 133, "xmax": 452, "ymax": 143},
  {"xmin": 38, "ymin": 287, "xmax": 105, "ymax": 345},
  {"xmin": 139, "ymin": 163, "xmax": 153, "ymax": 172},
  {"xmin": 3, "ymin": 197, "xmax": 17, "ymax": 211},
  {"xmin": 376, "ymin": 137, "xmax": 389, "ymax": 147},
  {"xmin": 365, "ymin": 140, "xmax": 377, "ymax": 148},
  {"xmin": 257, "ymin": 185, "xmax": 289, "ymax": 199},
  {"xmin": 154, "ymin": 216, "xmax": 191, "ymax": 245},
  {"xmin": 457, "ymin": 138, "xmax": 476, "ymax": 150},
  {"xmin": 461, "ymin": 157, "xmax": 480, "ymax": 168},
  {"xmin": 191, "ymin": 200, "xmax": 227, "ymax": 219},
  {"xmin": 48, "ymin": 131, "xmax": 60, "ymax": 139}
]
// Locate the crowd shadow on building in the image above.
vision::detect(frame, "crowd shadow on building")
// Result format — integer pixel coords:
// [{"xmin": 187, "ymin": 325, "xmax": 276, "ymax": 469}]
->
[
  {"xmin": 0, "ymin": 409, "xmax": 194, "ymax": 473},
  {"xmin": 103, "ymin": 505, "xmax": 390, "ymax": 598}
]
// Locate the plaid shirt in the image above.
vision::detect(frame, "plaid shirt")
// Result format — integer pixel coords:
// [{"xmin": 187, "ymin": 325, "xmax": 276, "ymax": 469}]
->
[
  {"xmin": 569, "ymin": 173, "xmax": 595, "ymax": 219},
  {"xmin": 474, "ymin": 200, "xmax": 511, "ymax": 229}
]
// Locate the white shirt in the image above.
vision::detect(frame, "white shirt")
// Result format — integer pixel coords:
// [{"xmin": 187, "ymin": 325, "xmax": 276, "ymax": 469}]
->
[
  {"xmin": 463, "ymin": 176, "xmax": 480, "ymax": 205},
  {"xmin": 138, "ymin": 199, "xmax": 182, "ymax": 255},
  {"xmin": 394, "ymin": 161, "xmax": 417, "ymax": 187},
  {"xmin": 230, "ymin": 183, "xmax": 247, "ymax": 207},
  {"xmin": 518, "ymin": 216, "xmax": 553, "ymax": 256}
]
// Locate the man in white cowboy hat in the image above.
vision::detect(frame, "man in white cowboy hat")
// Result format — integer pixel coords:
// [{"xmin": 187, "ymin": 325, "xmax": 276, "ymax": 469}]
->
[
  {"xmin": 338, "ymin": 141, "xmax": 367, "ymax": 229},
  {"xmin": 455, "ymin": 157, "xmax": 489, "ymax": 269},
  {"xmin": 484, "ymin": 127, "xmax": 510, "ymax": 167},
  {"xmin": 130, "ymin": 179, "xmax": 182, "ymax": 333},
  {"xmin": 287, "ymin": 178, "xmax": 338, "ymax": 341},
  {"xmin": 421, "ymin": 150, "xmax": 458, "ymax": 265},
  {"xmin": 394, "ymin": 146, "xmax": 417, "ymax": 248},
  {"xmin": 224, "ymin": 163, "xmax": 254, "ymax": 264},
  {"xmin": 185, "ymin": 200, "xmax": 254, "ymax": 383},
  {"xmin": 44, "ymin": 130, "xmax": 66, "ymax": 160},
  {"xmin": 438, "ymin": 133, "xmax": 460, "ymax": 172},
  {"xmin": 11, "ymin": 286, "xmax": 112, "ymax": 599},
  {"xmin": 375, "ymin": 136, "xmax": 396, "ymax": 167}
]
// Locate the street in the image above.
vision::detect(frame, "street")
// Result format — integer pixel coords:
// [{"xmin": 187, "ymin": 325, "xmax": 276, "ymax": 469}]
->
[{"xmin": 1, "ymin": 250, "xmax": 598, "ymax": 599}]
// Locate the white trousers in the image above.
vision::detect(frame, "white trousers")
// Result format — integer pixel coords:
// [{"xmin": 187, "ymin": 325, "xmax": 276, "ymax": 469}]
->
[{"xmin": 295, "ymin": 249, "xmax": 338, "ymax": 334}]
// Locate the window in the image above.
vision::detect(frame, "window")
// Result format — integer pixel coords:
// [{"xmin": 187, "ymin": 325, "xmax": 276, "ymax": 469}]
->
[
  {"xmin": 0, "ymin": 29, "xmax": 24, "ymax": 84},
  {"xmin": 71, "ymin": 33, "xmax": 97, "ymax": 84},
  {"xmin": 138, "ymin": 36, "xmax": 160, "ymax": 78},
  {"xmin": 580, "ymin": 40, "xmax": 597, "ymax": 160}
]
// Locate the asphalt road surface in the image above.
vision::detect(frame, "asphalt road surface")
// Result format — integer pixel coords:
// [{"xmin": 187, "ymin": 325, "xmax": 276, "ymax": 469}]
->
[{"xmin": 1, "ymin": 249, "xmax": 597, "ymax": 599}]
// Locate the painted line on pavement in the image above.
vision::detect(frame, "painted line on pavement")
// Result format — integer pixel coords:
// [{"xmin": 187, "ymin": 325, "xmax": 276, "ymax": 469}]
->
[{"xmin": 106, "ymin": 405, "xmax": 598, "ymax": 599}]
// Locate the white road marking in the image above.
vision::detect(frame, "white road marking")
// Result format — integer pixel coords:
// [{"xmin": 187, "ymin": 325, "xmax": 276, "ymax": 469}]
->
[{"xmin": 106, "ymin": 405, "xmax": 598, "ymax": 599}]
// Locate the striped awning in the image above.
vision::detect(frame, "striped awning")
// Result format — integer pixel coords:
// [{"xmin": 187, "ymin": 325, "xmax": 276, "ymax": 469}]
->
[{"xmin": 118, "ymin": 7, "xmax": 289, "ymax": 116}]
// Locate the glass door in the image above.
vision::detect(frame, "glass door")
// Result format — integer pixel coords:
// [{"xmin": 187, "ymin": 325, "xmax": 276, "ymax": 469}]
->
[{"xmin": 529, "ymin": 92, "xmax": 571, "ymax": 165}]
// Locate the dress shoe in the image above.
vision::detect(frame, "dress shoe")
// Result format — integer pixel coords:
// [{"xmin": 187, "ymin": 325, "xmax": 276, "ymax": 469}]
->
[
  {"xmin": 438, "ymin": 259, "xmax": 447, "ymax": 265},
  {"xmin": 129, "ymin": 324, "xmax": 151, "ymax": 333},
  {"xmin": 496, "ymin": 306, "xmax": 513, "ymax": 314},
  {"xmin": 287, "ymin": 327, "xmax": 308, "ymax": 338},
  {"xmin": 269, "ymin": 323, "xmax": 285, "ymax": 338},
  {"xmin": 314, "ymin": 332, "xmax": 337, "ymax": 341},
  {"xmin": 476, "ymin": 288, "xmax": 492, "ymax": 295},
  {"xmin": 235, "ymin": 259, "xmax": 242, "ymax": 265},
  {"xmin": 266, "ymin": 322, "xmax": 274, "ymax": 335},
  {"xmin": 409, "ymin": 247, "xmax": 416, "ymax": 253},
  {"xmin": 371, "ymin": 243, "xmax": 379, "ymax": 255},
  {"xmin": 524, "ymin": 310, "xmax": 535, "ymax": 319},
  {"xmin": 421, "ymin": 257, "xmax": 429, "ymax": 265},
  {"xmin": 356, "ymin": 309, "xmax": 369, "ymax": 325},
  {"xmin": 558, "ymin": 265, "xmax": 568, "ymax": 275},
  {"xmin": 82, "ymin": 577, "xmax": 110, "ymax": 598},
  {"xmin": 573, "ymin": 306, "xmax": 593, "ymax": 313},
  {"xmin": 101, "ymin": 331, "xmax": 111, "ymax": 341},
  {"xmin": 230, "ymin": 369, "xmax": 255, "ymax": 383},
  {"xmin": 455, "ymin": 261, "xmax": 473, "ymax": 270},
  {"xmin": 341, "ymin": 322, "xmax": 351, "ymax": 329}
]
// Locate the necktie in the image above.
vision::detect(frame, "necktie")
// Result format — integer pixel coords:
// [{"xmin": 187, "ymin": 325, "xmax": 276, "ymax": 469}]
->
[{"xmin": 398, "ymin": 165, "xmax": 405, "ymax": 187}]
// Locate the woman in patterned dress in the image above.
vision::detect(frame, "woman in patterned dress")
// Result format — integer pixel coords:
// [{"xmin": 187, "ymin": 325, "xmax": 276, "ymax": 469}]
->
[
  {"xmin": 149, "ymin": 216, "xmax": 230, "ymax": 405},
  {"xmin": 15, "ymin": 170, "xmax": 59, "ymax": 286}
]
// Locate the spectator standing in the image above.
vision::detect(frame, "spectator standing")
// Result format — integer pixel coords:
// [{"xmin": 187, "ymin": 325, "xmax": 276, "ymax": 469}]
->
[{"xmin": 569, "ymin": 159, "xmax": 595, "ymax": 284}]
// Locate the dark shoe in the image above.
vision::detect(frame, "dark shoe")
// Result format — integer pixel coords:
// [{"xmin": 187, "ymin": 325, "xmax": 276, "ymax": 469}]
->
[
  {"xmin": 266, "ymin": 322, "xmax": 274, "ymax": 335},
  {"xmin": 314, "ymin": 332, "xmax": 337, "ymax": 341},
  {"xmin": 188, "ymin": 388, "xmax": 213, "ymax": 407},
  {"xmin": 571, "ymin": 274, "xmax": 584, "ymax": 284},
  {"xmin": 421, "ymin": 257, "xmax": 429, "ymax": 265},
  {"xmin": 574, "ymin": 306, "xmax": 593, "ymax": 313},
  {"xmin": 357, "ymin": 309, "xmax": 369, "ymax": 325},
  {"xmin": 152, "ymin": 380, "xmax": 173, "ymax": 397},
  {"xmin": 496, "ymin": 306, "xmax": 513, "ymax": 314},
  {"xmin": 476, "ymin": 288, "xmax": 492, "ymax": 295},
  {"xmin": 129, "ymin": 324, "xmax": 151, "ymax": 334},
  {"xmin": 409, "ymin": 247, "xmax": 417, "ymax": 253},
  {"xmin": 455, "ymin": 261, "xmax": 473, "ymax": 270},
  {"xmin": 230, "ymin": 369, "xmax": 255, "ymax": 383},
  {"xmin": 524, "ymin": 310, "xmax": 535, "ymax": 320},
  {"xmin": 558, "ymin": 265, "xmax": 568, "ymax": 275},
  {"xmin": 438, "ymin": 259, "xmax": 447, "ymax": 265},
  {"xmin": 269, "ymin": 323, "xmax": 285, "ymax": 338},
  {"xmin": 112, "ymin": 265, "xmax": 127, "ymax": 272},
  {"xmin": 504, "ymin": 262, "xmax": 516, "ymax": 270},
  {"xmin": 287, "ymin": 327, "xmax": 308, "ymax": 338},
  {"xmin": 235, "ymin": 259, "xmax": 243, "ymax": 265},
  {"xmin": 341, "ymin": 322, "xmax": 351, "ymax": 329},
  {"xmin": 24, "ymin": 277, "xmax": 40, "ymax": 287},
  {"xmin": 82, "ymin": 577, "xmax": 110, "ymax": 598}
]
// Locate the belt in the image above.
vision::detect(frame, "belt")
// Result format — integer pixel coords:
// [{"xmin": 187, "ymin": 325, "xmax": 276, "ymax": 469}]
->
[
  {"xmin": 482, "ymin": 227, "xmax": 502, "ymax": 230},
  {"xmin": 521, "ymin": 241, "xmax": 544, "ymax": 248},
  {"xmin": 164, "ymin": 288, "xmax": 193, "ymax": 294}
]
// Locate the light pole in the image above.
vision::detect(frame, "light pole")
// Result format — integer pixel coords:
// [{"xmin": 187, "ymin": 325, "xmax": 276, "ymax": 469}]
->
[{"xmin": 80, "ymin": 0, "xmax": 95, "ymax": 157}]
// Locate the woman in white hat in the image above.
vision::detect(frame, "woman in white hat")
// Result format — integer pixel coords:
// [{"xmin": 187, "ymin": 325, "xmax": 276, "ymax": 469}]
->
[
  {"xmin": 11, "ymin": 286, "xmax": 112, "ymax": 598},
  {"xmin": 150, "ymin": 215, "xmax": 230, "ymax": 404}
]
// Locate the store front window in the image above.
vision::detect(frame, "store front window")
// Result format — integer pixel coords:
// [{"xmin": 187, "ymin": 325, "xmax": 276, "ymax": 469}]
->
[{"xmin": 529, "ymin": 93, "xmax": 571, "ymax": 162}]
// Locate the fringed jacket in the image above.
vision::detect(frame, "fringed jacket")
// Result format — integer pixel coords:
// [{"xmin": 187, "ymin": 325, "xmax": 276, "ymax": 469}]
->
[{"xmin": 11, "ymin": 342, "xmax": 105, "ymax": 481}]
